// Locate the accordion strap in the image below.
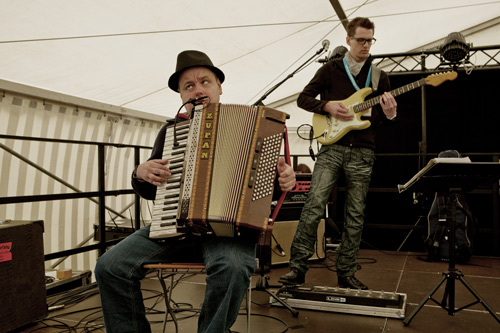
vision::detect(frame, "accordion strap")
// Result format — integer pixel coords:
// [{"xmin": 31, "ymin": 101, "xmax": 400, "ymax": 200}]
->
[{"xmin": 270, "ymin": 126, "xmax": 291, "ymax": 225}]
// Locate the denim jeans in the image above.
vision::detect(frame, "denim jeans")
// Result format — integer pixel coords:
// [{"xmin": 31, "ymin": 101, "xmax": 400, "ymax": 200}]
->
[
  {"xmin": 95, "ymin": 225, "xmax": 257, "ymax": 333},
  {"xmin": 290, "ymin": 144, "xmax": 374, "ymax": 277}
]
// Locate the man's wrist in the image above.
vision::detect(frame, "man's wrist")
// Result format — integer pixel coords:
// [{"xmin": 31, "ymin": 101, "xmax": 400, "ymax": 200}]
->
[{"xmin": 132, "ymin": 165, "xmax": 145, "ymax": 182}]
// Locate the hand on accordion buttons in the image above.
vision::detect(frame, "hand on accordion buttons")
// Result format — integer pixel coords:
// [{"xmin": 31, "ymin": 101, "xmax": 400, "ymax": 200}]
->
[
  {"xmin": 136, "ymin": 159, "xmax": 171, "ymax": 186},
  {"xmin": 277, "ymin": 157, "xmax": 295, "ymax": 192}
]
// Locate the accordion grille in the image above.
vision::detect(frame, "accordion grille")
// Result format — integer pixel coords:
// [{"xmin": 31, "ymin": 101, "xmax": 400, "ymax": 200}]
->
[{"xmin": 208, "ymin": 104, "xmax": 257, "ymax": 222}]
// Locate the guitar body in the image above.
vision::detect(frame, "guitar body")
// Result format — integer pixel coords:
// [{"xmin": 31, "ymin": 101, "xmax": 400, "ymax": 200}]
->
[{"xmin": 313, "ymin": 87, "xmax": 374, "ymax": 145}]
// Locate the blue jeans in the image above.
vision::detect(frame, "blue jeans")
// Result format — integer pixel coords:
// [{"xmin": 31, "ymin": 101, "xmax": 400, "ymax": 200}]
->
[
  {"xmin": 290, "ymin": 145, "xmax": 374, "ymax": 277},
  {"xmin": 95, "ymin": 225, "xmax": 257, "ymax": 333}
]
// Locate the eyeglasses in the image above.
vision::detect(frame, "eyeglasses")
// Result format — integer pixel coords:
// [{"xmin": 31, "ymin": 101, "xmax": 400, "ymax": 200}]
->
[{"xmin": 350, "ymin": 37, "xmax": 377, "ymax": 45}]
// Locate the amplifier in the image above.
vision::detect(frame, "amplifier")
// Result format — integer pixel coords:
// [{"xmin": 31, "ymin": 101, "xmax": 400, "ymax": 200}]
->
[
  {"xmin": 271, "ymin": 284, "xmax": 407, "ymax": 319},
  {"xmin": 0, "ymin": 220, "xmax": 47, "ymax": 332},
  {"xmin": 271, "ymin": 219, "xmax": 325, "ymax": 265}
]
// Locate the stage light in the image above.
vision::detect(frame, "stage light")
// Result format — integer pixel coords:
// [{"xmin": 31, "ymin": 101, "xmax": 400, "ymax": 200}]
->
[{"xmin": 440, "ymin": 32, "xmax": 470, "ymax": 63}]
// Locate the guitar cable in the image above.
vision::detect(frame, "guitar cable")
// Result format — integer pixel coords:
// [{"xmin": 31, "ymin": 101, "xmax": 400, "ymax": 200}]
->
[
  {"xmin": 296, "ymin": 124, "xmax": 322, "ymax": 161},
  {"xmin": 308, "ymin": 126, "xmax": 316, "ymax": 161}
]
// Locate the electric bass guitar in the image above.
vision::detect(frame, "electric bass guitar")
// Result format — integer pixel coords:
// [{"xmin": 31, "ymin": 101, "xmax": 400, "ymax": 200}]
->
[{"xmin": 312, "ymin": 71, "xmax": 458, "ymax": 145}]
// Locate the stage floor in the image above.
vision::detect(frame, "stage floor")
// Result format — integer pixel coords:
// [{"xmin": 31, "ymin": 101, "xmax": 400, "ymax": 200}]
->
[{"xmin": 12, "ymin": 248, "xmax": 500, "ymax": 333}]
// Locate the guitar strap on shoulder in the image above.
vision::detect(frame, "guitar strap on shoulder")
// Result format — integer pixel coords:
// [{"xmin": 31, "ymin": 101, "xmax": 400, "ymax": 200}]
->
[{"xmin": 371, "ymin": 63, "xmax": 381, "ymax": 92}]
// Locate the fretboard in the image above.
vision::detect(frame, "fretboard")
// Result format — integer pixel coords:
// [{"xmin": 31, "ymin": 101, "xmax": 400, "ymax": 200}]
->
[{"xmin": 353, "ymin": 78, "xmax": 427, "ymax": 113}]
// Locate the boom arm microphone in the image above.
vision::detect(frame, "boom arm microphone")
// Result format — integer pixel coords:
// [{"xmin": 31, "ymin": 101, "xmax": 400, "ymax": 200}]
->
[
  {"xmin": 318, "ymin": 45, "xmax": 348, "ymax": 63},
  {"xmin": 322, "ymin": 39, "xmax": 330, "ymax": 52},
  {"xmin": 315, "ymin": 39, "xmax": 330, "ymax": 54}
]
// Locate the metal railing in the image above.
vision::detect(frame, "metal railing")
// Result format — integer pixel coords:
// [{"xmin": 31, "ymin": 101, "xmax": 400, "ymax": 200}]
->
[{"xmin": 0, "ymin": 134, "xmax": 151, "ymax": 260}]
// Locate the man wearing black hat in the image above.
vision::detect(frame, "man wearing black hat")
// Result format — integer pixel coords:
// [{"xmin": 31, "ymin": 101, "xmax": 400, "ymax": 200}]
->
[{"xmin": 95, "ymin": 50, "xmax": 295, "ymax": 333}]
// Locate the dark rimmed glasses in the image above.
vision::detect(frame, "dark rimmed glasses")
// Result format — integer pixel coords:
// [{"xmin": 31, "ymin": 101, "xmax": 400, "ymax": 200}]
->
[{"xmin": 350, "ymin": 36, "xmax": 377, "ymax": 45}]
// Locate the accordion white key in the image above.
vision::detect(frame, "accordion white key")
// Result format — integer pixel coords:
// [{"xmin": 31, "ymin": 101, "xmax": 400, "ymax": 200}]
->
[{"xmin": 149, "ymin": 103, "xmax": 287, "ymax": 244}]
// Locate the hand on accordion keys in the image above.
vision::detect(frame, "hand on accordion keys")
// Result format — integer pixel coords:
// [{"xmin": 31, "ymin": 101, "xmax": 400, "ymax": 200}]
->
[
  {"xmin": 134, "ymin": 159, "xmax": 171, "ymax": 186},
  {"xmin": 277, "ymin": 157, "xmax": 295, "ymax": 192}
]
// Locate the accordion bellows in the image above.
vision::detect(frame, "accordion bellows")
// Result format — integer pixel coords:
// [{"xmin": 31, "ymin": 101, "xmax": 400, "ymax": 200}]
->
[{"xmin": 150, "ymin": 103, "xmax": 287, "ymax": 244}]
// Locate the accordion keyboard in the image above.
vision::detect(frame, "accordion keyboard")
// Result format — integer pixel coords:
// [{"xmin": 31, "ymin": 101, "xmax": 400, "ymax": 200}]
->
[{"xmin": 149, "ymin": 121, "xmax": 190, "ymax": 239}]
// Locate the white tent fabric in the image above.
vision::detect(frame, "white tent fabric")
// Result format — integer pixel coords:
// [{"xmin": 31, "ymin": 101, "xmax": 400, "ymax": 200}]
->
[{"xmin": 1, "ymin": 0, "xmax": 500, "ymax": 128}]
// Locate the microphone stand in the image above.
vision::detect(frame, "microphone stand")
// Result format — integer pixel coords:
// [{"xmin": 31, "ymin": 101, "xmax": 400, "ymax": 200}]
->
[
  {"xmin": 251, "ymin": 44, "xmax": 326, "ymax": 317},
  {"xmin": 253, "ymin": 46, "xmax": 328, "ymax": 106}
]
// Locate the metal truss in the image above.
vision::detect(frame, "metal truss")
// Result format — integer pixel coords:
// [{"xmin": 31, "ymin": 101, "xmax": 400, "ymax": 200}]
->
[{"xmin": 372, "ymin": 44, "xmax": 500, "ymax": 75}]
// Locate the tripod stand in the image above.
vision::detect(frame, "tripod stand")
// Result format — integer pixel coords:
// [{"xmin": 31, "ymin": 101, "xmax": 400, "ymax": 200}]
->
[
  {"xmin": 397, "ymin": 159, "xmax": 500, "ymax": 326},
  {"xmin": 403, "ymin": 189, "xmax": 500, "ymax": 325}
]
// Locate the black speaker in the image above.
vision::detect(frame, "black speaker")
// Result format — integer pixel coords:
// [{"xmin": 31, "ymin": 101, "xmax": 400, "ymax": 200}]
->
[
  {"xmin": 270, "ymin": 219, "xmax": 326, "ymax": 265},
  {"xmin": 0, "ymin": 220, "xmax": 47, "ymax": 332}
]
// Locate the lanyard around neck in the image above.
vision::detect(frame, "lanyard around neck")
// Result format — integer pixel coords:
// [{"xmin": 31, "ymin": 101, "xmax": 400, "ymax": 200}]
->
[{"xmin": 343, "ymin": 57, "xmax": 372, "ymax": 91}]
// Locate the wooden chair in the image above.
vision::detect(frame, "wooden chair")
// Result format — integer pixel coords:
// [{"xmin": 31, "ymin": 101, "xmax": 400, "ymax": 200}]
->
[{"xmin": 144, "ymin": 262, "xmax": 251, "ymax": 333}]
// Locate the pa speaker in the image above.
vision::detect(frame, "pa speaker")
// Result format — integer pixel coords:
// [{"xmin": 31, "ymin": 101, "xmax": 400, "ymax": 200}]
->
[
  {"xmin": 0, "ymin": 220, "xmax": 47, "ymax": 332},
  {"xmin": 271, "ymin": 219, "xmax": 325, "ymax": 266}
]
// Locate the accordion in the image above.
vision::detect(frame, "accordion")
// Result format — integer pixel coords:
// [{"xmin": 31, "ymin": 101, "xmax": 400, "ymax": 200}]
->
[{"xmin": 149, "ymin": 103, "xmax": 288, "ymax": 244}]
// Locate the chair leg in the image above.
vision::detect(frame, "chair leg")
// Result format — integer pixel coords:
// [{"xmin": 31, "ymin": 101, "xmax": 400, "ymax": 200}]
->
[
  {"xmin": 168, "ymin": 273, "xmax": 179, "ymax": 332},
  {"xmin": 156, "ymin": 269, "xmax": 179, "ymax": 333},
  {"xmin": 245, "ymin": 282, "xmax": 252, "ymax": 333}
]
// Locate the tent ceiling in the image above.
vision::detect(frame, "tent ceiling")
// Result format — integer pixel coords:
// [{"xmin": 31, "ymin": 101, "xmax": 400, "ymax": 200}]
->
[{"xmin": 1, "ymin": 0, "xmax": 499, "ymax": 126}]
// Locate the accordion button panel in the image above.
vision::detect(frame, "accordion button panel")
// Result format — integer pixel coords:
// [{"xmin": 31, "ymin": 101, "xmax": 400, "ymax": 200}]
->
[{"xmin": 252, "ymin": 133, "xmax": 282, "ymax": 201}]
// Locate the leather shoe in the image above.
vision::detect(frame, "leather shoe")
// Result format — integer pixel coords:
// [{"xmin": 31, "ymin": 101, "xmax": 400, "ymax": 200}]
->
[
  {"xmin": 278, "ymin": 268, "xmax": 305, "ymax": 285},
  {"xmin": 338, "ymin": 276, "xmax": 368, "ymax": 290}
]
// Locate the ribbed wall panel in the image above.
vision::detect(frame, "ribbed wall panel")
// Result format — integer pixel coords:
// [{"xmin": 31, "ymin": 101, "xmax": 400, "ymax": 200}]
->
[{"xmin": 0, "ymin": 90, "xmax": 162, "ymax": 272}]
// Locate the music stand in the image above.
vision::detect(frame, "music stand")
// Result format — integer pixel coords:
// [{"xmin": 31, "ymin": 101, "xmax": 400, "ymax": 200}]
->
[{"xmin": 397, "ymin": 158, "xmax": 500, "ymax": 326}]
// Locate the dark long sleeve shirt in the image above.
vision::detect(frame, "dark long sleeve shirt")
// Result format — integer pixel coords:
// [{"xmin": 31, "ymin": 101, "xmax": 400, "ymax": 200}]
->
[{"xmin": 297, "ymin": 56, "xmax": 395, "ymax": 149}]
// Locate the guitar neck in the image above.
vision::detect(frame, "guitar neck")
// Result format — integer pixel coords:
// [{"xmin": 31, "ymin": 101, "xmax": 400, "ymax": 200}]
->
[{"xmin": 354, "ymin": 78, "xmax": 427, "ymax": 113}]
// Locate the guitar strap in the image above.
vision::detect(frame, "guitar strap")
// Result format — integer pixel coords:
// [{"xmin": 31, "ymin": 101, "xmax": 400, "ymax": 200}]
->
[
  {"xmin": 371, "ymin": 64, "xmax": 381, "ymax": 92},
  {"xmin": 342, "ymin": 56, "xmax": 382, "ymax": 91},
  {"xmin": 343, "ymin": 57, "xmax": 371, "ymax": 91}
]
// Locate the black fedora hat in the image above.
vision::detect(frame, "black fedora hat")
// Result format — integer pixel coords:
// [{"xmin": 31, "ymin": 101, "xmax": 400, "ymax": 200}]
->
[{"xmin": 168, "ymin": 50, "xmax": 225, "ymax": 92}]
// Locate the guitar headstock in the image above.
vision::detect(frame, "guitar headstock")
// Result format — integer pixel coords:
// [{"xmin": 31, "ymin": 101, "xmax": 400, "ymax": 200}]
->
[{"xmin": 425, "ymin": 71, "xmax": 458, "ymax": 86}]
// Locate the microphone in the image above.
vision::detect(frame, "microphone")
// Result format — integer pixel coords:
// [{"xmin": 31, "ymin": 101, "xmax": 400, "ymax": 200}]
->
[
  {"xmin": 187, "ymin": 96, "xmax": 207, "ymax": 104},
  {"xmin": 322, "ymin": 39, "xmax": 330, "ymax": 52},
  {"xmin": 173, "ymin": 96, "xmax": 208, "ymax": 146}
]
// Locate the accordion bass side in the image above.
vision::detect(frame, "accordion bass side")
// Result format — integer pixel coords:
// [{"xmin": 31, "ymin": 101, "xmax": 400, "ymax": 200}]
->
[{"xmin": 150, "ymin": 103, "xmax": 288, "ymax": 244}]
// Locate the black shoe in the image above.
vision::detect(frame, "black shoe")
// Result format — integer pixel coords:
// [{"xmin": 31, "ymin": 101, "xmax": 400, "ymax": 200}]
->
[
  {"xmin": 278, "ymin": 268, "xmax": 305, "ymax": 285},
  {"xmin": 338, "ymin": 276, "xmax": 368, "ymax": 290}
]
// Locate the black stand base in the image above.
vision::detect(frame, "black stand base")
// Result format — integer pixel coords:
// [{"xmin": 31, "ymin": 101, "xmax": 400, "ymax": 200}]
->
[
  {"xmin": 403, "ymin": 268, "xmax": 500, "ymax": 326},
  {"xmin": 253, "ymin": 245, "xmax": 299, "ymax": 317},
  {"xmin": 253, "ymin": 275, "xmax": 299, "ymax": 317}
]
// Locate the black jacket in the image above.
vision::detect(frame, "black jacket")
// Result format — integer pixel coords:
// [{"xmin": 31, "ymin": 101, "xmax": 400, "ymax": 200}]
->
[{"xmin": 297, "ymin": 56, "xmax": 395, "ymax": 149}]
